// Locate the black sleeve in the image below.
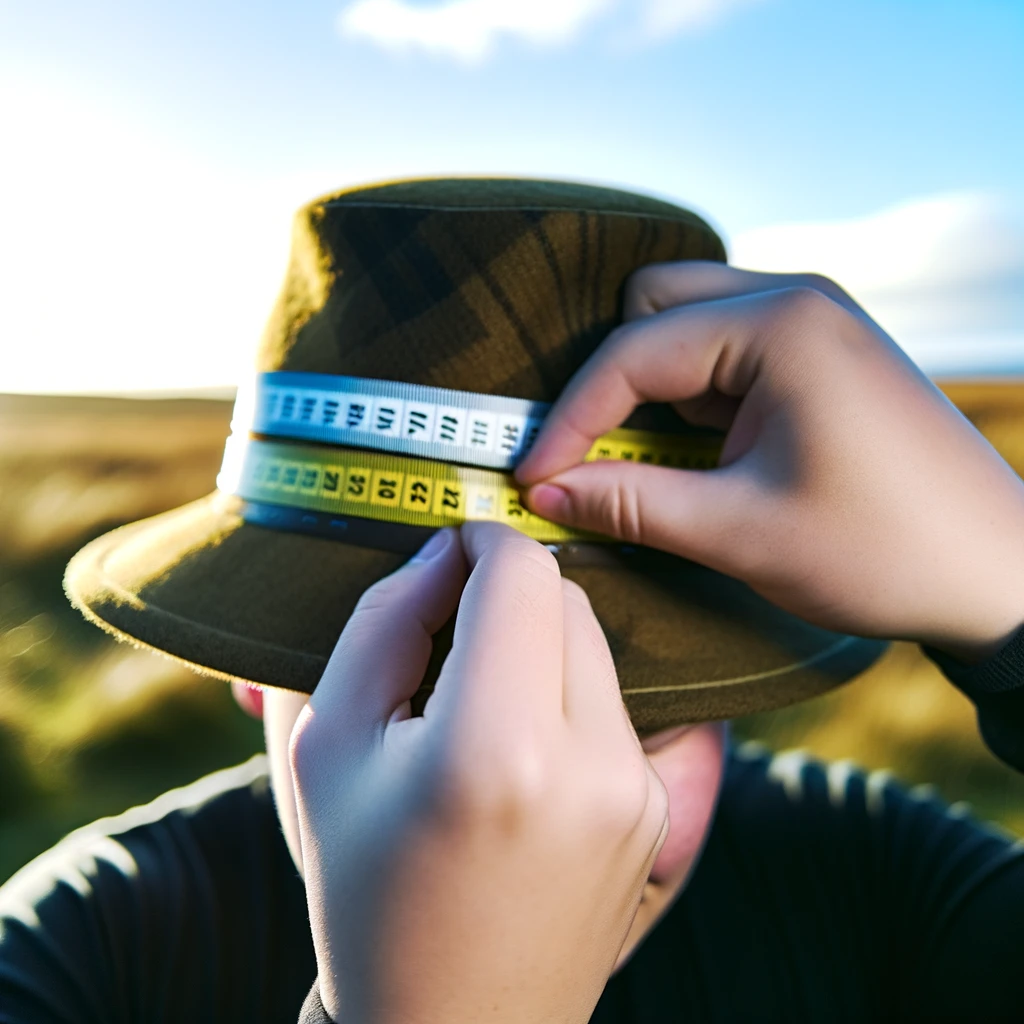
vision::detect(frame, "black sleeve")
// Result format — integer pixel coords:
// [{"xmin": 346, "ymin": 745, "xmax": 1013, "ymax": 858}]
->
[
  {"xmin": 0, "ymin": 757, "xmax": 316, "ymax": 1024},
  {"xmin": 922, "ymin": 622, "xmax": 1024, "ymax": 772}
]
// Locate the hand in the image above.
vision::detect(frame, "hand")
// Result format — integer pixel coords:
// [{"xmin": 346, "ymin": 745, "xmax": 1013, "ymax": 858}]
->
[
  {"xmin": 515, "ymin": 262, "xmax": 1024, "ymax": 660},
  {"xmin": 289, "ymin": 523, "xmax": 670, "ymax": 1023}
]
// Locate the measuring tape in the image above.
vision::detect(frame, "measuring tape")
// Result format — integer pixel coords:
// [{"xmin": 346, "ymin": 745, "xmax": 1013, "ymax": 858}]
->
[
  {"xmin": 242, "ymin": 371, "xmax": 553, "ymax": 471},
  {"xmin": 219, "ymin": 373, "xmax": 723, "ymax": 543}
]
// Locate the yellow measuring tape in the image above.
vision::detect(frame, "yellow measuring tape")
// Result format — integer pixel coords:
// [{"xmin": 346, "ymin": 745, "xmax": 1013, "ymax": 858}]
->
[{"xmin": 231, "ymin": 427, "xmax": 723, "ymax": 542}]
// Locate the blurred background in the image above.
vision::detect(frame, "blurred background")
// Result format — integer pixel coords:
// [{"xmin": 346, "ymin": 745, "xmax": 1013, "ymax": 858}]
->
[{"xmin": 1, "ymin": 0, "xmax": 1023, "ymax": 882}]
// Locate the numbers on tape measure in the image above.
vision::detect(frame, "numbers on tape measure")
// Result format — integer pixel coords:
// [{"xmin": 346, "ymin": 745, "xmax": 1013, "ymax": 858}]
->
[
  {"xmin": 347, "ymin": 470, "xmax": 369, "ymax": 500},
  {"xmin": 437, "ymin": 412, "xmax": 461, "ymax": 444},
  {"xmin": 236, "ymin": 425, "xmax": 722, "ymax": 542},
  {"xmin": 320, "ymin": 468, "xmax": 343, "ymax": 495},
  {"xmin": 346, "ymin": 402, "xmax": 367, "ymax": 429},
  {"xmin": 585, "ymin": 437, "xmax": 719, "ymax": 470},
  {"xmin": 469, "ymin": 415, "xmax": 493, "ymax": 448},
  {"xmin": 403, "ymin": 476, "xmax": 432, "ymax": 508},
  {"xmin": 371, "ymin": 471, "xmax": 402, "ymax": 506},
  {"xmin": 438, "ymin": 485, "xmax": 462, "ymax": 513}
]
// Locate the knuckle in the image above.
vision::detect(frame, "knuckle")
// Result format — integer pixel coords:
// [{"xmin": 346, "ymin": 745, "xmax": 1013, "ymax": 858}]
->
[
  {"xmin": 594, "ymin": 479, "xmax": 645, "ymax": 544},
  {"xmin": 646, "ymin": 767, "xmax": 670, "ymax": 824},
  {"xmin": 608, "ymin": 317, "xmax": 648, "ymax": 359},
  {"xmin": 593, "ymin": 327, "xmax": 634, "ymax": 380},
  {"xmin": 480, "ymin": 541, "xmax": 561, "ymax": 595},
  {"xmin": 770, "ymin": 285, "xmax": 843, "ymax": 333},
  {"xmin": 333, "ymin": 604, "xmax": 389, "ymax": 662},
  {"xmin": 565, "ymin": 584, "xmax": 616, "ymax": 668},
  {"xmin": 561, "ymin": 578, "xmax": 591, "ymax": 606},
  {"xmin": 592, "ymin": 754, "xmax": 658, "ymax": 831},
  {"xmin": 491, "ymin": 531, "xmax": 559, "ymax": 573},
  {"xmin": 623, "ymin": 263, "xmax": 666, "ymax": 312},
  {"xmin": 286, "ymin": 712, "xmax": 319, "ymax": 786},
  {"xmin": 351, "ymin": 571, "xmax": 405, "ymax": 617},
  {"xmin": 441, "ymin": 742, "xmax": 551, "ymax": 827},
  {"xmin": 796, "ymin": 271, "xmax": 839, "ymax": 295},
  {"xmin": 793, "ymin": 272, "xmax": 855, "ymax": 308}
]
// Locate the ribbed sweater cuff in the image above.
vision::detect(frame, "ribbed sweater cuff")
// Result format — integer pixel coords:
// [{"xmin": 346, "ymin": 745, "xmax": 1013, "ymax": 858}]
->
[
  {"xmin": 922, "ymin": 622, "xmax": 1024, "ymax": 773},
  {"xmin": 298, "ymin": 979, "xmax": 334, "ymax": 1024}
]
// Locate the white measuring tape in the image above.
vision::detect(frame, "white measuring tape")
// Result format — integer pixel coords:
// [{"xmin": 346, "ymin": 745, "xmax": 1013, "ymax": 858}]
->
[{"xmin": 245, "ymin": 371, "xmax": 548, "ymax": 471}]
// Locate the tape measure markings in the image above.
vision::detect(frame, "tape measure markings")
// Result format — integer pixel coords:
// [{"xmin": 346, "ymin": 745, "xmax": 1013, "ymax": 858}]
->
[
  {"xmin": 221, "ymin": 372, "xmax": 724, "ymax": 542},
  {"xmin": 223, "ymin": 432, "xmax": 722, "ymax": 543},
  {"xmin": 247, "ymin": 372, "xmax": 549, "ymax": 471}
]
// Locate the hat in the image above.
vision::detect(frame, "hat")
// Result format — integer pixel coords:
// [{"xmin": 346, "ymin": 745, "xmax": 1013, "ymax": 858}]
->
[{"xmin": 64, "ymin": 177, "xmax": 885, "ymax": 732}]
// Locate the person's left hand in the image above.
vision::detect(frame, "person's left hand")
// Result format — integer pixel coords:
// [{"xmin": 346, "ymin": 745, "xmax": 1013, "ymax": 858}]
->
[{"xmin": 289, "ymin": 523, "xmax": 671, "ymax": 1024}]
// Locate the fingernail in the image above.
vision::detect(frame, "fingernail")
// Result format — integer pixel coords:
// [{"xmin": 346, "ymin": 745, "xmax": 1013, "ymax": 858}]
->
[
  {"xmin": 410, "ymin": 529, "xmax": 451, "ymax": 562},
  {"xmin": 528, "ymin": 483, "xmax": 571, "ymax": 521}
]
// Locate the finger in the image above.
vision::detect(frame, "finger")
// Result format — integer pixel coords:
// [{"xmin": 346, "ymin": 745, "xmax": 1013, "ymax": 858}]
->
[
  {"xmin": 426, "ymin": 522, "xmax": 565, "ymax": 730},
  {"xmin": 560, "ymin": 580, "xmax": 632, "ymax": 738},
  {"xmin": 524, "ymin": 457, "xmax": 755, "ymax": 571},
  {"xmin": 305, "ymin": 528, "xmax": 465, "ymax": 744},
  {"xmin": 624, "ymin": 261, "xmax": 862, "ymax": 320},
  {"xmin": 515, "ymin": 289, "xmax": 790, "ymax": 485}
]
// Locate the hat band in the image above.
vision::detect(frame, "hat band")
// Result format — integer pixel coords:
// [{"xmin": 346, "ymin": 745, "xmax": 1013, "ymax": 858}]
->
[{"xmin": 217, "ymin": 372, "xmax": 722, "ymax": 545}]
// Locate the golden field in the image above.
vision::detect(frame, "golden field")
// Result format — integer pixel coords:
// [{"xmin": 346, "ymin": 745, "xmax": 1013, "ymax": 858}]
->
[{"xmin": 1, "ymin": 383, "xmax": 1024, "ymax": 882}]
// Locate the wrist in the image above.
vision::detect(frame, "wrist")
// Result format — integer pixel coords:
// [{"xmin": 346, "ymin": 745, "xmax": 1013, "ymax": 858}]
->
[
  {"xmin": 916, "ymin": 567, "xmax": 1024, "ymax": 664},
  {"xmin": 921, "ymin": 614, "xmax": 1024, "ymax": 679},
  {"xmin": 925, "ymin": 607, "xmax": 1024, "ymax": 666},
  {"xmin": 928, "ymin": 628, "xmax": 1020, "ymax": 666}
]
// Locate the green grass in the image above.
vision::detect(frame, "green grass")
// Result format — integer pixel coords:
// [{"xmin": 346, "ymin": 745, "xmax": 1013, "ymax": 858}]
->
[{"xmin": 0, "ymin": 547, "xmax": 265, "ymax": 881}]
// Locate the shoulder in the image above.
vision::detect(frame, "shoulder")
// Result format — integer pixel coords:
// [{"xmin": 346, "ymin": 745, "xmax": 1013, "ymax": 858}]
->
[
  {"xmin": 0, "ymin": 755, "xmax": 314, "ymax": 1023},
  {"xmin": 1, "ymin": 754, "xmax": 277, "ymax": 920},
  {"xmin": 714, "ymin": 739, "xmax": 1022, "ymax": 871},
  {"xmin": 697, "ymin": 740, "xmax": 1024, "ymax": 953}
]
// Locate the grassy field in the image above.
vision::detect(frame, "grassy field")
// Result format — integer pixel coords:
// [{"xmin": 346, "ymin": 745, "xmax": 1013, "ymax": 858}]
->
[{"xmin": 2, "ymin": 384, "xmax": 1024, "ymax": 882}]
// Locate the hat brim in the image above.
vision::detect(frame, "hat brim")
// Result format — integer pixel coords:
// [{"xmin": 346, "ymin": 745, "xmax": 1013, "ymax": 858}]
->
[{"xmin": 65, "ymin": 492, "xmax": 886, "ymax": 730}]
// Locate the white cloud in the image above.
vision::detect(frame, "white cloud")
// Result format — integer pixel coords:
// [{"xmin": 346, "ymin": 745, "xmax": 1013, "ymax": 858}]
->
[
  {"xmin": 729, "ymin": 194, "xmax": 1024, "ymax": 377},
  {"xmin": 338, "ymin": 0, "xmax": 614, "ymax": 62},
  {"xmin": 639, "ymin": 0, "xmax": 767, "ymax": 37},
  {"xmin": 337, "ymin": 0, "xmax": 760, "ymax": 62}
]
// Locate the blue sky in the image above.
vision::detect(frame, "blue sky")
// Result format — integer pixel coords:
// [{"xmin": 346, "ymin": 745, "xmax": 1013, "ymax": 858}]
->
[{"xmin": 1, "ymin": 0, "xmax": 1021, "ymax": 392}]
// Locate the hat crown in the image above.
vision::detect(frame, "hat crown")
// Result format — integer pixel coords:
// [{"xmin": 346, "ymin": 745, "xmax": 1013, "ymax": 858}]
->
[{"xmin": 257, "ymin": 177, "xmax": 726, "ymax": 403}]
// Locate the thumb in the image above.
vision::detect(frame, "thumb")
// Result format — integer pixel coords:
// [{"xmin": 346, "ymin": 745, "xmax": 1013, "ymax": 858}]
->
[
  {"xmin": 524, "ymin": 460, "xmax": 752, "ymax": 570},
  {"xmin": 303, "ymin": 528, "xmax": 466, "ymax": 749}
]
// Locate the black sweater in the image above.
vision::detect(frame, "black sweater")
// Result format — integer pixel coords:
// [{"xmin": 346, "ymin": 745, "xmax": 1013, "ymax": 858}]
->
[{"xmin": 2, "ymin": 631, "xmax": 1024, "ymax": 1024}]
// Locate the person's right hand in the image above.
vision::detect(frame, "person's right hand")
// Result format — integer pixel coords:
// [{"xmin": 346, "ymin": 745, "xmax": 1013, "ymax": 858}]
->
[{"xmin": 516, "ymin": 262, "xmax": 1024, "ymax": 661}]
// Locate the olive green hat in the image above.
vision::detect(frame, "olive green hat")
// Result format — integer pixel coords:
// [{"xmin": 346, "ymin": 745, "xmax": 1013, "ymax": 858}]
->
[{"xmin": 64, "ymin": 177, "xmax": 884, "ymax": 731}]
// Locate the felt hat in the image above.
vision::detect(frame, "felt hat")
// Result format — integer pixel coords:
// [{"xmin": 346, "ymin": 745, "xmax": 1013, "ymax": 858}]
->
[{"xmin": 65, "ymin": 177, "xmax": 885, "ymax": 732}]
